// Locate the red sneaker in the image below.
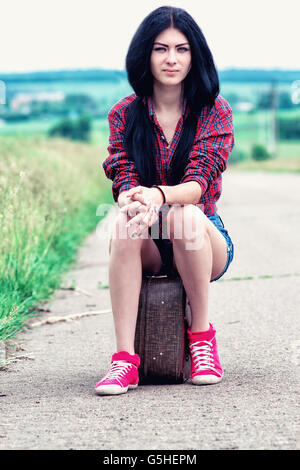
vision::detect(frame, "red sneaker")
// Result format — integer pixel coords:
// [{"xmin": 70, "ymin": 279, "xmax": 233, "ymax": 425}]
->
[
  {"xmin": 188, "ymin": 324, "xmax": 223, "ymax": 385},
  {"xmin": 94, "ymin": 351, "xmax": 140, "ymax": 395}
]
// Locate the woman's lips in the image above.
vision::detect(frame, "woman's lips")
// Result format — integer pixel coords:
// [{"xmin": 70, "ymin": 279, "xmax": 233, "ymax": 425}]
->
[{"xmin": 163, "ymin": 70, "xmax": 179, "ymax": 75}]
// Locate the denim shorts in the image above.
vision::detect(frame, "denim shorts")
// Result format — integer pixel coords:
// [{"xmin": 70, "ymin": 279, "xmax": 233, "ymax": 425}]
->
[
  {"xmin": 147, "ymin": 210, "xmax": 234, "ymax": 282},
  {"xmin": 208, "ymin": 213, "xmax": 234, "ymax": 282}
]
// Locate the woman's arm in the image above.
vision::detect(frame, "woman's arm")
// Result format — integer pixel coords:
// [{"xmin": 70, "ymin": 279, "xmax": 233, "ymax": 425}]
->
[
  {"xmin": 154, "ymin": 181, "xmax": 202, "ymax": 206},
  {"xmin": 175, "ymin": 97, "xmax": 234, "ymax": 204},
  {"xmin": 102, "ymin": 106, "xmax": 141, "ymax": 203}
]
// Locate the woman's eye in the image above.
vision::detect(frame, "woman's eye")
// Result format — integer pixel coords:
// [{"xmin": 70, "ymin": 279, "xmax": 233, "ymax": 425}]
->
[{"xmin": 153, "ymin": 47, "xmax": 189, "ymax": 52}]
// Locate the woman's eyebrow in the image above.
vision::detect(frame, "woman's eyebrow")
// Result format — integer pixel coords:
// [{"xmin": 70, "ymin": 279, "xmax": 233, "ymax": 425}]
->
[{"xmin": 153, "ymin": 41, "xmax": 189, "ymax": 47}]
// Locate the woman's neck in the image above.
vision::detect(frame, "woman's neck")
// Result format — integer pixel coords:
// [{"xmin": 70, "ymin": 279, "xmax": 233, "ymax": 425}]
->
[{"xmin": 152, "ymin": 81, "xmax": 184, "ymax": 115}]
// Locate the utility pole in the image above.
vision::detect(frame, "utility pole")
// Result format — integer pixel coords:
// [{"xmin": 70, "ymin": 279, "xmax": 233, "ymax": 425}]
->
[{"xmin": 269, "ymin": 81, "xmax": 278, "ymax": 157}]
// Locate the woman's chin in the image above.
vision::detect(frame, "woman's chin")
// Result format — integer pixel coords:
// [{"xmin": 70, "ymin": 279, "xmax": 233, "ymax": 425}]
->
[{"xmin": 155, "ymin": 77, "xmax": 183, "ymax": 87}]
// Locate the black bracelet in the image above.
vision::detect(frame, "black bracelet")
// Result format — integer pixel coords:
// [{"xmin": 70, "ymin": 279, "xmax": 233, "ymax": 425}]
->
[{"xmin": 151, "ymin": 185, "xmax": 166, "ymax": 204}]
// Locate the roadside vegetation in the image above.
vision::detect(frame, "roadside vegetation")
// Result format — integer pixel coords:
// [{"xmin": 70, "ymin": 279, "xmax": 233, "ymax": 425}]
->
[{"xmin": 0, "ymin": 135, "xmax": 112, "ymax": 342}]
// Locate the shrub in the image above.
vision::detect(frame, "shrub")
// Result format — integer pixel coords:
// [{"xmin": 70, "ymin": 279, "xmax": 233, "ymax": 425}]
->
[
  {"xmin": 278, "ymin": 118, "xmax": 300, "ymax": 139},
  {"xmin": 229, "ymin": 147, "xmax": 248, "ymax": 164},
  {"xmin": 48, "ymin": 114, "xmax": 91, "ymax": 142},
  {"xmin": 251, "ymin": 144, "xmax": 272, "ymax": 161}
]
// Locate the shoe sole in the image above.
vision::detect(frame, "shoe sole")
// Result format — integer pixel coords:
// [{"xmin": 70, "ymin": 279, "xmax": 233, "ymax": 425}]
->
[
  {"xmin": 191, "ymin": 375, "xmax": 223, "ymax": 385},
  {"xmin": 95, "ymin": 384, "xmax": 138, "ymax": 396}
]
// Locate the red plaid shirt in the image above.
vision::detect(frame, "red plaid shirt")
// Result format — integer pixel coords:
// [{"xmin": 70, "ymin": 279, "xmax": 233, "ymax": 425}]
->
[{"xmin": 102, "ymin": 93, "xmax": 234, "ymax": 216}]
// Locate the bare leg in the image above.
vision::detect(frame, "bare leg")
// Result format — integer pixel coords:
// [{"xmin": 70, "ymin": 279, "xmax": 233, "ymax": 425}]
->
[
  {"xmin": 168, "ymin": 205, "xmax": 228, "ymax": 332},
  {"xmin": 172, "ymin": 232, "xmax": 212, "ymax": 332},
  {"xmin": 109, "ymin": 212, "xmax": 162, "ymax": 354}
]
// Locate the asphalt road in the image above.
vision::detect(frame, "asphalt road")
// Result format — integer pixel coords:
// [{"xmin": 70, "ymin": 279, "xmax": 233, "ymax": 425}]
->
[{"xmin": 0, "ymin": 170, "xmax": 299, "ymax": 450}]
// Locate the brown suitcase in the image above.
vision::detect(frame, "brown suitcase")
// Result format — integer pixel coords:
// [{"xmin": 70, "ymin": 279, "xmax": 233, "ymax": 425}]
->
[{"xmin": 134, "ymin": 274, "xmax": 191, "ymax": 384}]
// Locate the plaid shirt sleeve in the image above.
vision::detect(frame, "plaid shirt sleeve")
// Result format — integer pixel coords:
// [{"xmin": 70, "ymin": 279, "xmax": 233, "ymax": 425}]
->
[
  {"xmin": 102, "ymin": 105, "xmax": 140, "ymax": 203},
  {"xmin": 180, "ymin": 98, "xmax": 234, "ymax": 196}
]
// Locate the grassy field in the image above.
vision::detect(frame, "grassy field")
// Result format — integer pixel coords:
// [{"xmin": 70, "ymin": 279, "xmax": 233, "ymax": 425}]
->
[
  {"xmin": 1, "ymin": 113, "xmax": 299, "ymax": 175},
  {"xmin": 0, "ymin": 135, "xmax": 112, "ymax": 344},
  {"xmin": 229, "ymin": 149, "xmax": 300, "ymax": 172},
  {"xmin": 0, "ymin": 116, "xmax": 109, "ymax": 146}
]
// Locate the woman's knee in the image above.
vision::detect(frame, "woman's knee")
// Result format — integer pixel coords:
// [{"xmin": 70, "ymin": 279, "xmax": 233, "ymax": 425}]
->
[
  {"xmin": 167, "ymin": 204, "xmax": 206, "ymax": 243},
  {"xmin": 110, "ymin": 213, "xmax": 145, "ymax": 254}
]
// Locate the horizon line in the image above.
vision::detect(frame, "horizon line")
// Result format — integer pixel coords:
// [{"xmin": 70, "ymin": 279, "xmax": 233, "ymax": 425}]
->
[{"xmin": 1, "ymin": 66, "xmax": 300, "ymax": 76}]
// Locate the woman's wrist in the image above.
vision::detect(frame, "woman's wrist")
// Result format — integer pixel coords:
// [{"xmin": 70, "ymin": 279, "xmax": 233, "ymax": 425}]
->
[
  {"xmin": 151, "ymin": 185, "xmax": 166, "ymax": 205},
  {"xmin": 151, "ymin": 182, "xmax": 202, "ymax": 206},
  {"xmin": 118, "ymin": 190, "xmax": 131, "ymax": 208}
]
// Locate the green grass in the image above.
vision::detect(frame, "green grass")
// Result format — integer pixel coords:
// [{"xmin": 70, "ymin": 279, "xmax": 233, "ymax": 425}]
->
[
  {"xmin": 229, "ymin": 108, "xmax": 300, "ymax": 172},
  {"xmin": 1, "ymin": 105, "xmax": 299, "ymax": 174},
  {"xmin": 0, "ymin": 115, "xmax": 107, "ymax": 135},
  {"xmin": 220, "ymin": 81, "xmax": 294, "ymax": 102},
  {"xmin": 0, "ymin": 135, "xmax": 113, "ymax": 343},
  {"xmin": 0, "ymin": 116, "xmax": 109, "ymax": 147},
  {"xmin": 90, "ymin": 118, "xmax": 109, "ymax": 145},
  {"xmin": 233, "ymin": 109, "xmax": 300, "ymax": 151},
  {"xmin": 218, "ymin": 272, "xmax": 299, "ymax": 282},
  {"xmin": 229, "ymin": 139, "xmax": 300, "ymax": 173}
]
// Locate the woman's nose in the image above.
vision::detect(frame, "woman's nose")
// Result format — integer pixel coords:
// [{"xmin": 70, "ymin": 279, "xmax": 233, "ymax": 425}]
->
[{"xmin": 166, "ymin": 49, "xmax": 177, "ymax": 64}]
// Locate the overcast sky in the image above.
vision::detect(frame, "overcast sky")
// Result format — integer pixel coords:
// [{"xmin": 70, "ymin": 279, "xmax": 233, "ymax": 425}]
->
[{"xmin": 1, "ymin": 0, "xmax": 300, "ymax": 73}]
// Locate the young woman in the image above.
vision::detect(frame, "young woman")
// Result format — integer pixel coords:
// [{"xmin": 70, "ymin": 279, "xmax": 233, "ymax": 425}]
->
[{"xmin": 95, "ymin": 6, "xmax": 234, "ymax": 395}]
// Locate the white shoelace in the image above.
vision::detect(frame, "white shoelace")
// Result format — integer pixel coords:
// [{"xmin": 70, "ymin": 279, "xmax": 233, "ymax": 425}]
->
[
  {"xmin": 103, "ymin": 361, "xmax": 133, "ymax": 386},
  {"xmin": 190, "ymin": 340, "xmax": 218, "ymax": 374}
]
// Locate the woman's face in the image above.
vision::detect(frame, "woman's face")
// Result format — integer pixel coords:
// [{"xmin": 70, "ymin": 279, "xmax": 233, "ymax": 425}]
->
[{"xmin": 150, "ymin": 27, "xmax": 192, "ymax": 87}]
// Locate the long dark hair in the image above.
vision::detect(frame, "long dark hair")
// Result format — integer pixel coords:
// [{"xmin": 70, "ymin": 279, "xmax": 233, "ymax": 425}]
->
[{"xmin": 124, "ymin": 6, "xmax": 220, "ymax": 187}]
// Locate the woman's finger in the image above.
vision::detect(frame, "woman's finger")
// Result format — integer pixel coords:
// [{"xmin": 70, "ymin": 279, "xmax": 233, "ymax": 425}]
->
[
  {"xmin": 126, "ymin": 204, "xmax": 152, "ymax": 227},
  {"xmin": 137, "ymin": 205, "xmax": 158, "ymax": 231},
  {"xmin": 130, "ymin": 205, "xmax": 158, "ymax": 238},
  {"xmin": 131, "ymin": 192, "xmax": 149, "ymax": 206},
  {"xmin": 126, "ymin": 211, "xmax": 146, "ymax": 227},
  {"xmin": 140, "ymin": 210, "xmax": 152, "ymax": 229},
  {"xmin": 126, "ymin": 186, "xmax": 143, "ymax": 198},
  {"xmin": 120, "ymin": 200, "xmax": 147, "ymax": 216},
  {"xmin": 149, "ymin": 210, "xmax": 159, "ymax": 227},
  {"xmin": 147, "ymin": 206, "xmax": 159, "ymax": 227}
]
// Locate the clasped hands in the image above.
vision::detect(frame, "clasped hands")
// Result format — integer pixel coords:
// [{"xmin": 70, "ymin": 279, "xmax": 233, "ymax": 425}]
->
[{"xmin": 118, "ymin": 186, "xmax": 164, "ymax": 238}]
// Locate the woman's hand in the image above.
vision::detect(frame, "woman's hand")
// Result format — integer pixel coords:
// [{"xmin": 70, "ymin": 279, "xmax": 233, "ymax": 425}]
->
[{"xmin": 120, "ymin": 186, "xmax": 164, "ymax": 237}]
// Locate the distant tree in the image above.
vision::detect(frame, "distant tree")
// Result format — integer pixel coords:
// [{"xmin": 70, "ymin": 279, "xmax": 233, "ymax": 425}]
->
[
  {"xmin": 65, "ymin": 94, "xmax": 97, "ymax": 112},
  {"xmin": 73, "ymin": 114, "xmax": 92, "ymax": 141},
  {"xmin": 228, "ymin": 147, "xmax": 248, "ymax": 164},
  {"xmin": 49, "ymin": 118, "xmax": 73, "ymax": 138},
  {"xmin": 221, "ymin": 92, "xmax": 240, "ymax": 109},
  {"xmin": 257, "ymin": 90, "xmax": 298, "ymax": 110},
  {"xmin": 278, "ymin": 118, "xmax": 300, "ymax": 139},
  {"xmin": 256, "ymin": 91, "xmax": 272, "ymax": 110},
  {"xmin": 278, "ymin": 92, "xmax": 293, "ymax": 109},
  {"xmin": 48, "ymin": 114, "xmax": 92, "ymax": 142}
]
